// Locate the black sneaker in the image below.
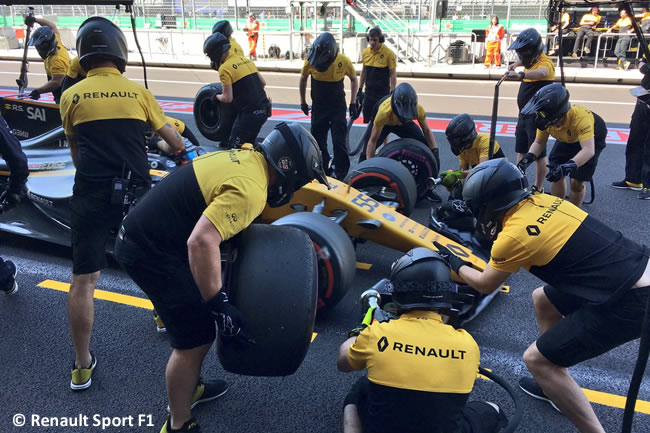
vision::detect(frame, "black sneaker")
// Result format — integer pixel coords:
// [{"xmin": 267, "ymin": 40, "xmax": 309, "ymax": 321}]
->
[
  {"xmin": 519, "ymin": 377, "xmax": 562, "ymax": 413},
  {"xmin": 160, "ymin": 416, "xmax": 202, "ymax": 433},
  {"xmin": 1, "ymin": 260, "xmax": 17, "ymax": 295},
  {"xmin": 167, "ymin": 379, "xmax": 229, "ymax": 412},
  {"xmin": 639, "ymin": 187, "xmax": 650, "ymax": 200},
  {"xmin": 611, "ymin": 180, "xmax": 642, "ymax": 191}
]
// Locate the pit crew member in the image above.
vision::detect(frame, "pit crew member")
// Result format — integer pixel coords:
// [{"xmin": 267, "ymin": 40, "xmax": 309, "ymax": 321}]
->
[{"xmin": 358, "ymin": 26, "xmax": 396, "ymax": 123}]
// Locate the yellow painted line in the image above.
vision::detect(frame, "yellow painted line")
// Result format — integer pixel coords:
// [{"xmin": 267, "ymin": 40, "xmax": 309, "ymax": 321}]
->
[
  {"xmin": 38, "ymin": 279, "xmax": 154, "ymax": 310},
  {"xmin": 311, "ymin": 333, "xmax": 317, "ymax": 342},
  {"xmin": 356, "ymin": 262, "xmax": 372, "ymax": 270},
  {"xmin": 500, "ymin": 285, "xmax": 510, "ymax": 293},
  {"xmin": 583, "ymin": 388, "xmax": 650, "ymax": 414}
]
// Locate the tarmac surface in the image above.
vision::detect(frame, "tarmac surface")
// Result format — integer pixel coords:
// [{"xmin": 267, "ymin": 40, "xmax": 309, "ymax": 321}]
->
[{"xmin": 0, "ymin": 63, "xmax": 649, "ymax": 433}]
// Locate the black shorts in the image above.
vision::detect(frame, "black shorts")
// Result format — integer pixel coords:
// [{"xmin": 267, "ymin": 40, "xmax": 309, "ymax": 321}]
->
[
  {"xmin": 537, "ymin": 285, "xmax": 650, "ymax": 367},
  {"xmin": 113, "ymin": 234, "xmax": 216, "ymax": 350},
  {"xmin": 515, "ymin": 114, "xmax": 546, "ymax": 157},
  {"xmin": 70, "ymin": 191, "xmax": 124, "ymax": 275},
  {"xmin": 344, "ymin": 376, "xmax": 506, "ymax": 433},
  {"xmin": 548, "ymin": 139, "xmax": 604, "ymax": 181}
]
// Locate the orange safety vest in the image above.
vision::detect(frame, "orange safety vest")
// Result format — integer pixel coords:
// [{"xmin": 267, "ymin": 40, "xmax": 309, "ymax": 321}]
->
[{"xmin": 486, "ymin": 24, "xmax": 505, "ymax": 42}]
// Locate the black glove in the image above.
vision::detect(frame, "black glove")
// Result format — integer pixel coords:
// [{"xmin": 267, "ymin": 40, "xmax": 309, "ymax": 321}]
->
[
  {"xmin": 349, "ymin": 103, "xmax": 359, "ymax": 119},
  {"xmin": 546, "ymin": 160, "xmax": 577, "ymax": 183},
  {"xmin": 432, "ymin": 147, "xmax": 440, "ymax": 171},
  {"xmin": 24, "ymin": 15, "xmax": 35, "ymax": 27},
  {"xmin": 206, "ymin": 291, "xmax": 255, "ymax": 343},
  {"xmin": 301, "ymin": 103, "xmax": 310, "ymax": 116},
  {"xmin": 355, "ymin": 90, "xmax": 365, "ymax": 108},
  {"xmin": 0, "ymin": 185, "xmax": 25, "ymax": 214},
  {"xmin": 517, "ymin": 152, "xmax": 537, "ymax": 173},
  {"xmin": 433, "ymin": 241, "xmax": 472, "ymax": 274},
  {"xmin": 29, "ymin": 89, "xmax": 40, "ymax": 100}
]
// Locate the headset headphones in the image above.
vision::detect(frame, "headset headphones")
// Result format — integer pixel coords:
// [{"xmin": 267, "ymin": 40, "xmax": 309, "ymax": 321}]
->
[{"xmin": 366, "ymin": 26, "xmax": 385, "ymax": 43}]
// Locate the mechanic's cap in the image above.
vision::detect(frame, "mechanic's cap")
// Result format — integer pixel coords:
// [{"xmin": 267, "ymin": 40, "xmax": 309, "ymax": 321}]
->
[
  {"xmin": 212, "ymin": 20, "xmax": 233, "ymax": 38},
  {"xmin": 446, "ymin": 113, "xmax": 477, "ymax": 156},
  {"xmin": 203, "ymin": 32, "xmax": 231, "ymax": 70},
  {"xmin": 29, "ymin": 25, "xmax": 58, "ymax": 59},
  {"xmin": 391, "ymin": 83, "xmax": 418, "ymax": 122},
  {"xmin": 307, "ymin": 32, "xmax": 339, "ymax": 72},
  {"xmin": 76, "ymin": 17, "xmax": 128, "ymax": 73}
]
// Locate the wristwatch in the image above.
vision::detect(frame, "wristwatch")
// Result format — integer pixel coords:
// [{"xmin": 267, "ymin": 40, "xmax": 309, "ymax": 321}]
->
[{"xmin": 518, "ymin": 71, "xmax": 526, "ymax": 80}]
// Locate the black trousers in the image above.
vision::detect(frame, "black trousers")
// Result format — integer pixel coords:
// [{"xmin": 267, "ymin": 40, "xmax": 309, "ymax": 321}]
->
[
  {"xmin": 572, "ymin": 27, "xmax": 598, "ymax": 53},
  {"xmin": 362, "ymin": 90, "xmax": 389, "ymax": 124},
  {"xmin": 0, "ymin": 114, "xmax": 28, "ymax": 190},
  {"xmin": 625, "ymin": 101, "xmax": 650, "ymax": 186},
  {"xmin": 311, "ymin": 104, "xmax": 350, "ymax": 179},
  {"xmin": 228, "ymin": 109, "xmax": 268, "ymax": 148}
]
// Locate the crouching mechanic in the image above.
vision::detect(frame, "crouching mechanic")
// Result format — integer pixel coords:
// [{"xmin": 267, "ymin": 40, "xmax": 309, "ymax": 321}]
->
[
  {"xmin": 60, "ymin": 17, "xmax": 185, "ymax": 391},
  {"xmin": 114, "ymin": 123, "xmax": 329, "ymax": 433},
  {"xmin": 362, "ymin": 83, "xmax": 438, "ymax": 167},
  {"xmin": 433, "ymin": 158, "xmax": 650, "ymax": 433},
  {"xmin": 517, "ymin": 83, "xmax": 606, "ymax": 207},
  {"xmin": 25, "ymin": 16, "xmax": 70, "ymax": 103},
  {"xmin": 300, "ymin": 32, "xmax": 358, "ymax": 180},
  {"xmin": 337, "ymin": 248, "xmax": 508, "ymax": 433},
  {"xmin": 441, "ymin": 113, "xmax": 504, "ymax": 196},
  {"xmin": 203, "ymin": 32, "xmax": 270, "ymax": 149}
]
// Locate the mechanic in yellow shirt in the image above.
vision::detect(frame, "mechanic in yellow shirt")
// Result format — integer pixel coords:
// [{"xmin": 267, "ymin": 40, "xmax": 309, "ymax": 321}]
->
[
  {"xmin": 24, "ymin": 16, "xmax": 70, "ymax": 103},
  {"xmin": 572, "ymin": 6, "xmax": 601, "ymax": 57},
  {"xmin": 300, "ymin": 32, "xmax": 358, "ymax": 180},
  {"xmin": 433, "ymin": 158, "xmax": 650, "ymax": 433},
  {"xmin": 440, "ymin": 113, "xmax": 503, "ymax": 197},
  {"xmin": 337, "ymin": 248, "xmax": 508, "ymax": 433},
  {"xmin": 607, "ymin": 9, "xmax": 634, "ymax": 70},
  {"xmin": 211, "ymin": 20, "xmax": 244, "ymax": 56},
  {"xmin": 362, "ymin": 83, "xmax": 438, "ymax": 167},
  {"xmin": 61, "ymin": 56, "xmax": 87, "ymax": 94},
  {"xmin": 638, "ymin": 7, "xmax": 650, "ymax": 32},
  {"xmin": 204, "ymin": 32, "xmax": 270, "ymax": 148},
  {"xmin": 115, "ymin": 123, "xmax": 329, "ymax": 433},
  {"xmin": 507, "ymin": 28, "xmax": 555, "ymax": 191},
  {"xmin": 517, "ymin": 83, "xmax": 606, "ymax": 207},
  {"xmin": 548, "ymin": 7, "xmax": 571, "ymax": 55},
  {"xmin": 358, "ymin": 26, "xmax": 396, "ymax": 123}
]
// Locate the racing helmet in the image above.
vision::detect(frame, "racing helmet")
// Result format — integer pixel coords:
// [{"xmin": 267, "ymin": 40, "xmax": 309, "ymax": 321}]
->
[
  {"xmin": 203, "ymin": 32, "xmax": 231, "ymax": 71},
  {"xmin": 391, "ymin": 83, "xmax": 418, "ymax": 123},
  {"xmin": 508, "ymin": 28, "xmax": 543, "ymax": 69},
  {"xmin": 446, "ymin": 113, "xmax": 477, "ymax": 156},
  {"xmin": 212, "ymin": 20, "xmax": 233, "ymax": 38},
  {"xmin": 307, "ymin": 32, "xmax": 338, "ymax": 72},
  {"xmin": 76, "ymin": 17, "xmax": 128, "ymax": 73},
  {"xmin": 29, "ymin": 26, "xmax": 58, "ymax": 59},
  {"xmin": 462, "ymin": 158, "xmax": 530, "ymax": 241},
  {"xmin": 521, "ymin": 83, "xmax": 571, "ymax": 131},
  {"xmin": 258, "ymin": 122, "xmax": 330, "ymax": 207},
  {"xmin": 367, "ymin": 26, "xmax": 385, "ymax": 43},
  {"xmin": 389, "ymin": 248, "xmax": 463, "ymax": 315}
]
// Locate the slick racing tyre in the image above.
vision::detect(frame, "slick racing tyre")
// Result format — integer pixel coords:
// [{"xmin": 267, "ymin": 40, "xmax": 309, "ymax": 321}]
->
[
  {"xmin": 344, "ymin": 157, "xmax": 417, "ymax": 216},
  {"xmin": 218, "ymin": 224, "xmax": 318, "ymax": 376},
  {"xmin": 377, "ymin": 138, "xmax": 439, "ymax": 202},
  {"xmin": 193, "ymin": 83, "xmax": 235, "ymax": 143},
  {"xmin": 273, "ymin": 212, "xmax": 356, "ymax": 311}
]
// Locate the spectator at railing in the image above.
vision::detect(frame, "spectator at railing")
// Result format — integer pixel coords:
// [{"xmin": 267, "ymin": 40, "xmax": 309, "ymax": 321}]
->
[
  {"xmin": 571, "ymin": 6, "xmax": 600, "ymax": 57},
  {"xmin": 606, "ymin": 9, "xmax": 634, "ymax": 71},
  {"xmin": 636, "ymin": 7, "xmax": 650, "ymax": 32},
  {"xmin": 548, "ymin": 7, "xmax": 571, "ymax": 55}
]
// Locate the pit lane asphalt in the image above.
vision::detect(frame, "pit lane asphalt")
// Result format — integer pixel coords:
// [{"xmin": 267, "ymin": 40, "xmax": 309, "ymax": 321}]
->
[{"xmin": 1, "ymin": 104, "xmax": 649, "ymax": 433}]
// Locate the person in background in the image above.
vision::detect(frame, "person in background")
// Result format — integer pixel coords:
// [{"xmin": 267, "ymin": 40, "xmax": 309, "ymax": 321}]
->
[
  {"xmin": 211, "ymin": 20, "xmax": 244, "ymax": 56},
  {"xmin": 484, "ymin": 16, "xmax": 505, "ymax": 68},
  {"xmin": 243, "ymin": 13, "xmax": 260, "ymax": 60},
  {"xmin": 637, "ymin": 7, "xmax": 650, "ymax": 32},
  {"xmin": 607, "ymin": 9, "xmax": 634, "ymax": 70},
  {"xmin": 24, "ymin": 16, "xmax": 70, "ymax": 103},
  {"xmin": 548, "ymin": 7, "xmax": 571, "ymax": 56},
  {"xmin": 359, "ymin": 26, "xmax": 396, "ymax": 124},
  {"xmin": 571, "ymin": 7, "xmax": 601, "ymax": 57}
]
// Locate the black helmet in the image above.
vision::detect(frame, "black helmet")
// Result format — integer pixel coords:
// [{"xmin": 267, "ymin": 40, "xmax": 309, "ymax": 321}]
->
[
  {"xmin": 203, "ymin": 32, "xmax": 231, "ymax": 71},
  {"xmin": 463, "ymin": 158, "xmax": 529, "ymax": 241},
  {"xmin": 258, "ymin": 122, "xmax": 330, "ymax": 207},
  {"xmin": 29, "ymin": 26, "xmax": 58, "ymax": 59},
  {"xmin": 212, "ymin": 20, "xmax": 233, "ymax": 38},
  {"xmin": 391, "ymin": 83, "xmax": 418, "ymax": 123},
  {"xmin": 521, "ymin": 83, "xmax": 571, "ymax": 130},
  {"xmin": 508, "ymin": 28, "xmax": 543, "ymax": 69},
  {"xmin": 389, "ymin": 247, "xmax": 466, "ymax": 317},
  {"xmin": 367, "ymin": 26, "xmax": 385, "ymax": 43},
  {"xmin": 76, "ymin": 17, "xmax": 128, "ymax": 73},
  {"xmin": 307, "ymin": 32, "xmax": 338, "ymax": 72},
  {"xmin": 446, "ymin": 113, "xmax": 477, "ymax": 156}
]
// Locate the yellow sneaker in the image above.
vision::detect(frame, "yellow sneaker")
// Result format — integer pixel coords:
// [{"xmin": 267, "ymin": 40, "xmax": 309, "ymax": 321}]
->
[
  {"xmin": 70, "ymin": 354, "xmax": 97, "ymax": 391},
  {"xmin": 160, "ymin": 416, "xmax": 202, "ymax": 433},
  {"xmin": 153, "ymin": 310, "xmax": 166, "ymax": 333}
]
